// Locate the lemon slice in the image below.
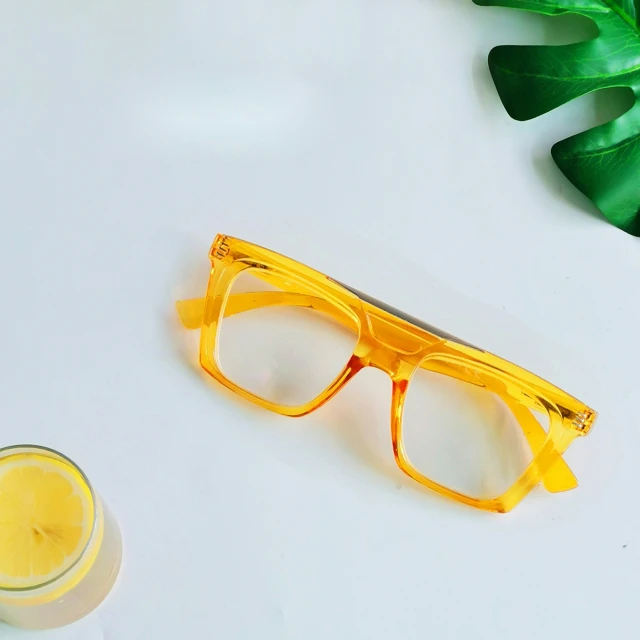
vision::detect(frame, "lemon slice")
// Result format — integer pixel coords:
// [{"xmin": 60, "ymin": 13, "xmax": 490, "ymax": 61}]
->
[{"xmin": 0, "ymin": 453, "xmax": 94, "ymax": 590}]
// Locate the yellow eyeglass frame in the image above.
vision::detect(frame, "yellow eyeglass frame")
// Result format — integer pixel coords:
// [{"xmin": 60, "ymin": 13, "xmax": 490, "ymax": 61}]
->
[{"xmin": 176, "ymin": 234, "xmax": 596, "ymax": 513}]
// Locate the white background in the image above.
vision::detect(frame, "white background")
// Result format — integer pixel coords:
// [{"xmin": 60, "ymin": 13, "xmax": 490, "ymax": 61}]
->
[{"xmin": 1, "ymin": 1, "xmax": 638, "ymax": 638}]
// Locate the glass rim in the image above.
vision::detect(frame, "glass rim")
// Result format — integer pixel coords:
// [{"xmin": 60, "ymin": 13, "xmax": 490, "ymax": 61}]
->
[{"xmin": 0, "ymin": 444, "xmax": 99, "ymax": 594}]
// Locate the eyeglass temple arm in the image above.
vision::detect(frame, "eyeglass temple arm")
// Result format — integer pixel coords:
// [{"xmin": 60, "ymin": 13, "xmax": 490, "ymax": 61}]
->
[
  {"xmin": 176, "ymin": 291, "xmax": 345, "ymax": 328},
  {"xmin": 175, "ymin": 293, "xmax": 577, "ymax": 493}
]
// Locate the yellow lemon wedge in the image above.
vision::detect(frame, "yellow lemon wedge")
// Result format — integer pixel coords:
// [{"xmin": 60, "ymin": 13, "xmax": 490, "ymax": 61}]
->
[{"xmin": 0, "ymin": 453, "xmax": 94, "ymax": 590}]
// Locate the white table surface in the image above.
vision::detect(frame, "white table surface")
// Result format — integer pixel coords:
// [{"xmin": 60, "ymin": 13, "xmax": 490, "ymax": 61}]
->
[{"xmin": 1, "ymin": 2, "xmax": 638, "ymax": 638}]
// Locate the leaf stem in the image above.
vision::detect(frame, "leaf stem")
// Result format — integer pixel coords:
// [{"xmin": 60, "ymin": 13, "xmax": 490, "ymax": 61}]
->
[{"xmin": 601, "ymin": 0, "xmax": 640, "ymax": 33}]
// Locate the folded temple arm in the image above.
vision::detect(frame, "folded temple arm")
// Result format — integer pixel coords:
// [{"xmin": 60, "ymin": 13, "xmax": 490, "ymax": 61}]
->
[{"xmin": 176, "ymin": 293, "xmax": 577, "ymax": 493}]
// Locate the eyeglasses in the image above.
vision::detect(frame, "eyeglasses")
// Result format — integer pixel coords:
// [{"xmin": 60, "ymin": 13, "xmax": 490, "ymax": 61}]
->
[{"xmin": 176, "ymin": 234, "xmax": 596, "ymax": 513}]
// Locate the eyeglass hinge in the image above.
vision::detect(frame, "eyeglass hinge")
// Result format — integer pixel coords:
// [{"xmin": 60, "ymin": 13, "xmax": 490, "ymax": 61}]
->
[
  {"xmin": 570, "ymin": 409, "xmax": 596, "ymax": 436},
  {"xmin": 210, "ymin": 235, "xmax": 231, "ymax": 260}
]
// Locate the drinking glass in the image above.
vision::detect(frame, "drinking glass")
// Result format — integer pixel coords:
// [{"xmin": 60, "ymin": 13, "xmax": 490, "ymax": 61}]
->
[{"xmin": 0, "ymin": 445, "xmax": 122, "ymax": 629}]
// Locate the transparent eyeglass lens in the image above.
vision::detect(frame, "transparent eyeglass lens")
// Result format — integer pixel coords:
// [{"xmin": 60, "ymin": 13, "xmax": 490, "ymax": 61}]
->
[
  {"xmin": 216, "ymin": 270, "xmax": 359, "ymax": 407},
  {"xmin": 401, "ymin": 364, "xmax": 548, "ymax": 500}
]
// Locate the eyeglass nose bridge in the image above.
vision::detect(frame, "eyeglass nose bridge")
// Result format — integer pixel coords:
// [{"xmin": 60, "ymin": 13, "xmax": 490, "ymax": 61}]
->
[
  {"xmin": 355, "ymin": 340, "xmax": 416, "ymax": 381},
  {"xmin": 354, "ymin": 313, "xmax": 428, "ymax": 379},
  {"xmin": 362, "ymin": 345, "xmax": 400, "ymax": 377}
]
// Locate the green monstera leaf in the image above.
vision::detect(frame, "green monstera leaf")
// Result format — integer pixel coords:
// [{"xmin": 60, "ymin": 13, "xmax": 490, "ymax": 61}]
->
[{"xmin": 474, "ymin": 0, "xmax": 640, "ymax": 235}]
